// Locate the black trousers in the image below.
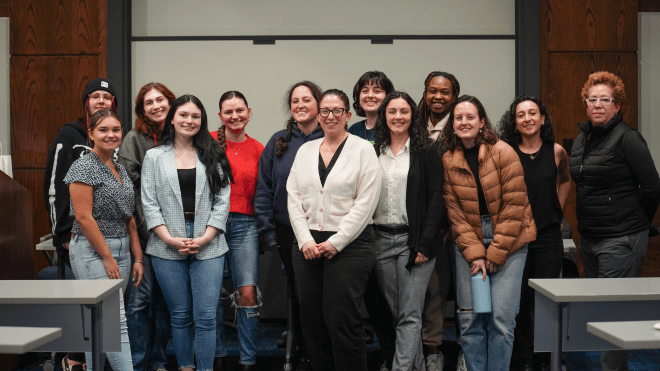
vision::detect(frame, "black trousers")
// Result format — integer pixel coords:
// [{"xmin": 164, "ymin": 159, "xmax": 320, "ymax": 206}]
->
[
  {"xmin": 275, "ymin": 221, "xmax": 308, "ymax": 354},
  {"xmin": 512, "ymin": 224, "xmax": 563, "ymax": 358},
  {"xmin": 364, "ymin": 271, "xmax": 396, "ymax": 369},
  {"xmin": 292, "ymin": 226, "xmax": 376, "ymax": 371}
]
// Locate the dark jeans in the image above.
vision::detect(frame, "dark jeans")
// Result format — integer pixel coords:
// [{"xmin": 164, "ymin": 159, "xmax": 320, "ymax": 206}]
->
[
  {"xmin": 275, "ymin": 221, "xmax": 308, "ymax": 355},
  {"xmin": 127, "ymin": 254, "xmax": 171, "ymax": 371},
  {"xmin": 512, "ymin": 224, "xmax": 563, "ymax": 359},
  {"xmin": 292, "ymin": 226, "xmax": 376, "ymax": 371}
]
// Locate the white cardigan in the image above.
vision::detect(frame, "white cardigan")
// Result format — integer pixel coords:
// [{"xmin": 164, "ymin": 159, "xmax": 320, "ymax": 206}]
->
[{"xmin": 286, "ymin": 134, "xmax": 382, "ymax": 252}]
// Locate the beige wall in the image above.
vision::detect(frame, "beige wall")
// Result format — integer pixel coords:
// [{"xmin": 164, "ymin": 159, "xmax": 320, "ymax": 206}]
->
[{"xmin": 131, "ymin": 1, "xmax": 516, "ymax": 145}]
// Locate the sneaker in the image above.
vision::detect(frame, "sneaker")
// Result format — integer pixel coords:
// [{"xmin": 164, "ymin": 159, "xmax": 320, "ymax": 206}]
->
[
  {"xmin": 426, "ymin": 353, "xmax": 444, "ymax": 371},
  {"xmin": 379, "ymin": 362, "xmax": 390, "ymax": 371},
  {"xmin": 456, "ymin": 351, "xmax": 467, "ymax": 371}
]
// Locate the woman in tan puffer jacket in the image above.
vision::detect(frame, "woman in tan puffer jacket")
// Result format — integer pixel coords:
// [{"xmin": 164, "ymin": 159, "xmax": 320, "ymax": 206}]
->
[{"xmin": 441, "ymin": 95, "xmax": 536, "ymax": 371}]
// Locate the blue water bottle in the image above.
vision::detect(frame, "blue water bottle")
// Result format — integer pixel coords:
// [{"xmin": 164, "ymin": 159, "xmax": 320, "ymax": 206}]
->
[{"xmin": 471, "ymin": 274, "xmax": 492, "ymax": 313}]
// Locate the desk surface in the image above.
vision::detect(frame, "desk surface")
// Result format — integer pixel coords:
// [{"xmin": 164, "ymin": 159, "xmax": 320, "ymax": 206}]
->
[
  {"xmin": 35, "ymin": 240, "xmax": 55, "ymax": 251},
  {"xmin": 529, "ymin": 277, "xmax": 660, "ymax": 302},
  {"xmin": 0, "ymin": 280, "xmax": 123, "ymax": 305},
  {"xmin": 563, "ymin": 239, "xmax": 576, "ymax": 253},
  {"xmin": 0, "ymin": 326, "xmax": 62, "ymax": 354},
  {"xmin": 587, "ymin": 321, "xmax": 660, "ymax": 350}
]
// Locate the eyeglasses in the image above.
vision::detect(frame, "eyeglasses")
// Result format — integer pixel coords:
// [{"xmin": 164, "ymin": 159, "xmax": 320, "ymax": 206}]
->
[
  {"xmin": 319, "ymin": 108, "xmax": 347, "ymax": 117},
  {"xmin": 585, "ymin": 97, "xmax": 615, "ymax": 106}
]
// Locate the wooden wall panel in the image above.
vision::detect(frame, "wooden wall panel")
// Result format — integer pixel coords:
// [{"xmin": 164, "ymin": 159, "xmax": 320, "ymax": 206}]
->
[
  {"xmin": 5, "ymin": 0, "xmax": 100, "ymax": 55},
  {"xmin": 13, "ymin": 169, "xmax": 52, "ymax": 278},
  {"xmin": 542, "ymin": 0, "xmax": 637, "ymax": 52},
  {"xmin": 10, "ymin": 56, "xmax": 100, "ymax": 168},
  {"xmin": 0, "ymin": 171, "xmax": 34, "ymax": 280},
  {"xmin": 545, "ymin": 53, "xmax": 638, "ymax": 142}
]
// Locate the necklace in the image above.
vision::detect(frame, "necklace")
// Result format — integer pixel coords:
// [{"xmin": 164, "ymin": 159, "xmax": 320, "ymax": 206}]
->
[
  {"xmin": 529, "ymin": 147, "xmax": 542, "ymax": 160},
  {"xmin": 231, "ymin": 144, "xmax": 243, "ymax": 156}
]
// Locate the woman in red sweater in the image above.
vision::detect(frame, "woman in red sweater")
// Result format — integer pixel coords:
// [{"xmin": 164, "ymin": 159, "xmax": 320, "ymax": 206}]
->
[{"xmin": 210, "ymin": 91, "xmax": 264, "ymax": 371}]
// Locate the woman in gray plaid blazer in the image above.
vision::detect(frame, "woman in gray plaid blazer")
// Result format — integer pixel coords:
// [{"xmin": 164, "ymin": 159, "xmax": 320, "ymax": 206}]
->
[{"xmin": 141, "ymin": 94, "xmax": 233, "ymax": 371}]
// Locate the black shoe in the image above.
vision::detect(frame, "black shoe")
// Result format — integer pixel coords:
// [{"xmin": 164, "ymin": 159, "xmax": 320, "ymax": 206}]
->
[
  {"xmin": 296, "ymin": 355, "xmax": 313, "ymax": 371},
  {"xmin": 240, "ymin": 364, "xmax": 255, "ymax": 371},
  {"xmin": 213, "ymin": 357, "xmax": 226, "ymax": 371}
]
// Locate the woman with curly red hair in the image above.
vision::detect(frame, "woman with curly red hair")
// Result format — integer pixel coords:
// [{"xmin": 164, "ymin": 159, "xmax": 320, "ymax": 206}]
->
[{"xmin": 569, "ymin": 71, "xmax": 660, "ymax": 371}]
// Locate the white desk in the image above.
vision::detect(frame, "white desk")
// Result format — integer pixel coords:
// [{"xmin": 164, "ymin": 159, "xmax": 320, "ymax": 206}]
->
[
  {"xmin": 530, "ymin": 277, "xmax": 660, "ymax": 371},
  {"xmin": 587, "ymin": 321, "xmax": 660, "ymax": 350},
  {"xmin": 0, "ymin": 326, "xmax": 61, "ymax": 354},
  {"xmin": 0, "ymin": 280, "xmax": 123, "ymax": 371},
  {"xmin": 35, "ymin": 240, "xmax": 55, "ymax": 251}
]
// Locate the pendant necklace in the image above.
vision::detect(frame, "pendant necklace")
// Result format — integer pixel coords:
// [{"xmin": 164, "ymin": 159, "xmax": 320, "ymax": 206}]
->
[{"xmin": 529, "ymin": 146, "xmax": 542, "ymax": 160}]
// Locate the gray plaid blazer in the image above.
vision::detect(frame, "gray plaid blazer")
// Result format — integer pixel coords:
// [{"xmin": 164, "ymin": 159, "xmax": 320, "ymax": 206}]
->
[{"xmin": 141, "ymin": 144, "xmax": 230, "ymax": 260}]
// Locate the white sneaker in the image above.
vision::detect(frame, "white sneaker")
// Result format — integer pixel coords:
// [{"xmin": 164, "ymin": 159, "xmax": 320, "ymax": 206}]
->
[
  {"xmin": 426, "ymin": 353, "xmax": 444, "ymax": 371},
  {"xmin": 456, "ymin": 351, "xmax": 467, "ymax": 371}
]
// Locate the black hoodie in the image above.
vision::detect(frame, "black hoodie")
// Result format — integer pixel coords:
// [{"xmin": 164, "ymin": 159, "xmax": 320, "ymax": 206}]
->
[{"xmin": 43, "ymin": 121, "xmax": 91, "ymax": 251}]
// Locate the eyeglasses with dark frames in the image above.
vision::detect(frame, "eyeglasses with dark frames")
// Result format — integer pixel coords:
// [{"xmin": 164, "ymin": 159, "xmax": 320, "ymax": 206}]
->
[{"xmin": 319, "ymin": 108, "xmax": 347, "ymax": 117}]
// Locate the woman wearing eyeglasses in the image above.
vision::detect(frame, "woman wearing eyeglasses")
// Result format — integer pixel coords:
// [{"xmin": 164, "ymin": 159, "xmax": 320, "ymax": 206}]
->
[
  {"xmin": 287, "ymin": 89, "xmax": 382, "ymax": 371},
  {"xmin": 569, "ymin": 71, "xmax": 660, "ymax": 371}
]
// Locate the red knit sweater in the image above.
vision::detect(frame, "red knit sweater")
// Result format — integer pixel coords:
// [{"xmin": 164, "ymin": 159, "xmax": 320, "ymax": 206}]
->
[{"xmin": 210, "ymin": 132, "xmax": 264, "ymax": 215}]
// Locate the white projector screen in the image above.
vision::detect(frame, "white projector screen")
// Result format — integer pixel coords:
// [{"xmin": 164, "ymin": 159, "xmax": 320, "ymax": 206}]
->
[{"xmin": 131, "ymin": 39, "xmax": 516, "ymax": 145}]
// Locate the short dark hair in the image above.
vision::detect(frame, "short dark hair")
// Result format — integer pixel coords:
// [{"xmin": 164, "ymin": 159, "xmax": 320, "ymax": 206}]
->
[
  {"xmin": 374, "ymin": 91, "xmax": 430, "ymax": 152},
  {"xmin": 498, "ymin": 94, "xmax": 555, "ymax": 146},
  {"xmin": 352, "ymin": 71, "xmax": 395, "ymax": 117},
  {"xmin": 441, "ymin": 95, "xmax": 498, "ymax": 152}
]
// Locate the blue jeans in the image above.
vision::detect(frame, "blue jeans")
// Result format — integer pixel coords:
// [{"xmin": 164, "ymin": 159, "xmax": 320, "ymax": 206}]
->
[
  {"xmin": 126, "ymin": 254, "xmax": 171, "ymax": 371},
  {"xmin": 373, "ymin": 229, "xmax": 435, "ymax": 371},
  {"xmin": 69, "ymin": 234, "xmax": 133, "ymax": 371},
  {"xmin": 215, "ymin": 213, "xmax": 261, "ymax": 365},
  {"xmin": 152, "ymin": 221, "xmax": 225, "ymax": 371},
  {"xmin": 455, "ymin": 216, "xmax": 527, "ymax": 371}
]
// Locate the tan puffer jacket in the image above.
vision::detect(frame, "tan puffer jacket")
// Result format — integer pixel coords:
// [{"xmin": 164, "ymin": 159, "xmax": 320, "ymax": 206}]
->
[{"xmin": 443, "ymin": 140, "xmax": 536, "ymax": 265}]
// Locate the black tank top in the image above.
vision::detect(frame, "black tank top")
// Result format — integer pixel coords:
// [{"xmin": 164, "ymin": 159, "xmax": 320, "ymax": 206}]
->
[
  {"xmin": 514, "ymin": 142, "xmax": 563, "ymax": 230},
  {"xmin": 178, "ymin": 168, "xmax": 196, "ymax": 214}
]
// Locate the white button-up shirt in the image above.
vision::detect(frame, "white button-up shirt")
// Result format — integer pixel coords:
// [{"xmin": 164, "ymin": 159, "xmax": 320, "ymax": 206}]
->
[{"xmin": 374, "ymin": 139, "xmax": 410, "ymax": 226}]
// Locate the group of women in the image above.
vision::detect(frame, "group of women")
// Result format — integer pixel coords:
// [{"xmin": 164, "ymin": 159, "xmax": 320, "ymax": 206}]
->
[{"xmin": 58, "ymin": 68, "xmax": 659, "ymax": 371}]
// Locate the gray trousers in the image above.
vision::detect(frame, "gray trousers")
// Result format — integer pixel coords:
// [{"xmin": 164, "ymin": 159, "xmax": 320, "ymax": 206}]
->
[
  {"xmin": 579, "ymin": 229, "xmax": 648, "ymax": 371},
  {"xmin": 374, "ymin": 229, "xmax": 436, "ymax": 371}
]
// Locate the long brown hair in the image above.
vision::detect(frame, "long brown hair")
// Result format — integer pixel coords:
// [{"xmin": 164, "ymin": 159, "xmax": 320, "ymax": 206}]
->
[
  {"xmin": 441, "ymin": 95, "xmax": 498, "ymax": 152},
  {"xmin": 134, "ymin": 82, "xmax": 176, "ymax": 138},
  {"xmin": 275, "ymin": 81, "xmax": 322, "ymax": 157}
]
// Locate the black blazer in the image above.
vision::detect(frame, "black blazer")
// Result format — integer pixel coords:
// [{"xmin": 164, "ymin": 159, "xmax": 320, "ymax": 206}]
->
[{"xmin": 375, "ymin": 143, "xmax": 446, "ymax": 270}]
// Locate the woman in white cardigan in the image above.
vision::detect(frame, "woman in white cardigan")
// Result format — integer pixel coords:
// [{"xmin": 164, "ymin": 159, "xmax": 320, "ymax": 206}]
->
[{"xmin": 286, "ymin": 89, "xmax": 382, "ymax": 371}]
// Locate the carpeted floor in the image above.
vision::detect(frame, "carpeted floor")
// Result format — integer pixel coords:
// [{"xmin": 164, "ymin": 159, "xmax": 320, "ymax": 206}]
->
[{"xmin": 14, "ymin": 321, "xmax": 660, "ymax": 371}]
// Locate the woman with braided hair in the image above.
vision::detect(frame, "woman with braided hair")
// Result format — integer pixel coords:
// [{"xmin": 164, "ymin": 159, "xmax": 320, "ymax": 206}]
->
[
  {"xmin": 254, "ymin": 81, "xmax": 323, "ymax": 370},
  {"xmin": 417, "ymin": 71, "xmax": 461, "ymax": 371},
  {"xmin": 210, "ymin": 91, "xmax": 264, "ymax": 371},
  {"xmin": 418, "ymin": 71, "xmax": 460, "ymax": 141}
]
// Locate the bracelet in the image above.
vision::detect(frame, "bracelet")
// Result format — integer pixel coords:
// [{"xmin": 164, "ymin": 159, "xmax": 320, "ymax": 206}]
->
[{"xmin": 134, "ymin": 261, "xmax": 144, "ymax": 264}]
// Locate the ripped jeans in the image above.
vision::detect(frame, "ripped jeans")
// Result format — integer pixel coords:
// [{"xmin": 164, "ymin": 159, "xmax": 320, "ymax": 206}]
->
[
  {"xmin": 215, "ymin": 213, "xmax": 261, "ymax": 365},
  {"xmin": 454, "ymin": 215, "xmax": 527, "ymax": 371}
]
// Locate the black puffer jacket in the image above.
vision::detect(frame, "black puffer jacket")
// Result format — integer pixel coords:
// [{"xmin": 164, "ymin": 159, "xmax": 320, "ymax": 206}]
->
[{"xmin": 569, "ymin": 113, "xmax": 660, "ymax": 238}]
